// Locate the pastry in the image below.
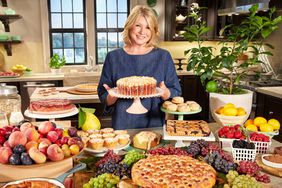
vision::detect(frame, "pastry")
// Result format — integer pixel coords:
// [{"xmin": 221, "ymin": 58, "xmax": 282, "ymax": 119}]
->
[
  {"xmin": 172, "ymin": 96, "xmax": 184, "ymax": 104},
  {"xmin": 104, "ymin": 137, "xmax": 118, "ymax": 148},
  {"xmin": 89, "ymin": 138, "xmax": 104, "ymax": 150},
  {"xmin": 166, "ymin": 103, "xmax": 178, "ymax": 111},
  {"xmin": 177, "ymin": 104, "xmax": 190, "ymax": 112},
  {"xmin": 87, "ymin": 129, "xmax": 100, "ymax": 135},
  {"xmin": 101, "ymin": 128, "xmax": 114, "ymax": 134},
  {"xmin": 102, "ymin": 133, "xmax": 116, "ymax": 138},
  {"xmin": 116, "ymin": 134, "xmax": 130, "ymax": 145},
  {"xmin": 166, "ymin": 120, "xmax": 211, "ymax": 137},
  {"xmin": 186, "ymin": 100, "xmax": 197, "ymax": 105},
  {"xmin": 114, "ymin": 130, "xmax": 128, "ymax": 135},
  {"xmin": 133, "ymin": 131, "xmax": 160, "ymax": 150},
  {"xmin": 117, "ymin": 76, "xmax": 157, "ymax": 96},
  {"xmin": 132, "ymin": 155, "xmax": 217, "ymax": 188},
  {"xmin": 4, "ymin": 180, "xmax": 60, "ymax": 188},
  {"xmin": 189, "ymin": 102, "xmax": 201, "ymax": 111},
  {"xmin": 162, "ymin": 101, "xmax": 173, "ymax": 109},
  {"xmin": 89, "ymin": 134, "xmax": 102, "ymax": 139}
]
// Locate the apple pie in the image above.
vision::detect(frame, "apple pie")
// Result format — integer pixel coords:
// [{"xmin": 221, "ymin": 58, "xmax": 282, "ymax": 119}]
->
[
  {"xmin": 166, "ymin": 120, "xmax": 211, "ymax": 137},
  {"xmin": 132, "ymin": 155, "xmax": 217, "ymax": 188},
  {"xmin": 4, "ymin": 180, "xmax": 61, "ymax": 188}
]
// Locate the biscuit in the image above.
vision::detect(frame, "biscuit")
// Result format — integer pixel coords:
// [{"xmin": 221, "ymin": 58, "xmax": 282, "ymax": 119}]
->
[
  {"xmin": 166, "ymin": 103, "xmax": 178, "ymax": 111},
  {"xmin": 189, "ymin": 103, "xmax": 200, "ymax": 111},
  {"xmin": 177, "ymin": 105, "xmax": 190, "ymax": 112},
  {"xmin": 162, "ymin": 101, "xmax": 173, "ymax": 109},
  {"xmin": 172, "ymin": 96, "xmax": 184, "ymax": 104}
]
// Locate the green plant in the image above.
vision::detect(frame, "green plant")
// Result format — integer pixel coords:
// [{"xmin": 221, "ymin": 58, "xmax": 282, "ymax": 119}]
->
[
  {"xmin": 49, "ymin": 54, "xmax": 66, "ymax": 69},
  {"xmin": 184, "ymin": 3, "xmax": 282, "ymax": 94}
]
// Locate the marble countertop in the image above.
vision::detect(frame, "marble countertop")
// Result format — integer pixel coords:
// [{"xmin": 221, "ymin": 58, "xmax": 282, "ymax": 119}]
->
[{"xmin": 256, "ymin": 87, "xmax": 282, "ymax": 99}]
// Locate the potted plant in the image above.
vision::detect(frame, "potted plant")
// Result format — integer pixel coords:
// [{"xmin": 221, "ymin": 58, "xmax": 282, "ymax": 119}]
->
[
  {"xmin": 183, "ymin": 3, "xmax": 282, "ymax": 122},
  {"xmin": 49, "ymin": 53, "xmax": 66, "ymax": 74}
]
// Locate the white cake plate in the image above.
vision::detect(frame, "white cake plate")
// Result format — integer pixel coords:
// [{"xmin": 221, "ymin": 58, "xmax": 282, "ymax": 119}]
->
[{"xmin": 108, "ymin": 87, "xmax": 163, "ymax": 114}]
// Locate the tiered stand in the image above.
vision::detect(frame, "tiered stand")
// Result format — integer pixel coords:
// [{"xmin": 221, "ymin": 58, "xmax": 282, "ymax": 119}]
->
[
  {"xmin": 108, "ymin": 87, "xmax": 163, "ymax": 114},
  {"xmin": 161, "ymin": 107, "xmax": 216, "ymax": 147}
]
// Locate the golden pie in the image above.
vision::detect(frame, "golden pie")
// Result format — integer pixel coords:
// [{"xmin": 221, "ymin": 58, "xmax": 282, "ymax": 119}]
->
[
  {"xmin": 132, "ymin": 155, "xmax": 217, "ymax": 188},
  {"xmin": 4, "ymin": 180, "xmax": 60, "ymax": 188},
  {"xmin": 166, "ymin": 120, "xmax": 211, "ymax": 137}
]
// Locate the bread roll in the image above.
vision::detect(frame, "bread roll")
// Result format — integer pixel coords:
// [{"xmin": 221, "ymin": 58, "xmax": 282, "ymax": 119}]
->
[
  {"xmin": 189, "ymin": 102, "xmax": 200, "ymax": 111},
  {"xmin": 162, "ymin": 101, "xmax": 173, "ymax": 109},
  {"xmin": 172, "ymin": 96, "xmax": 184, "ymax": 104},
  {"xmin": 166, "ymin": 104, "xmax": 178, "ymax": 111}
]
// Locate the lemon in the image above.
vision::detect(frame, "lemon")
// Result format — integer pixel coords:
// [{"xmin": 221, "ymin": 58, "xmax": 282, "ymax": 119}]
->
[
  {"xmin": 259, "ymin": 123, "xmax": 274, "ymax": 132},
  {"xmin": 237, "ymin": 107, "xmax": 246, "ymax": 116},
  {"xmin": 223, "ymin": 107, "xmax": 238, "ymax": 116},
  {"xmin": 254, "ymin": 117, "xmax": 267, "ymax": 127},
  {"xmin": 246, "ymin": 124, "xmax": 258, "ymax": 132},
  {"xmin": 224, "ymin": 103, "xmax": 235, "ymax": 109},
  {"xmin": 244, "ymin": 119, "xmax": 254, "ymax": 127},
  {"xmin": 216, "ymin": 107, "xmax": 224, "ymax": 114},
  {"xmin": 268, "ymin": 119, "xmax": 280, "ymax": 131}
]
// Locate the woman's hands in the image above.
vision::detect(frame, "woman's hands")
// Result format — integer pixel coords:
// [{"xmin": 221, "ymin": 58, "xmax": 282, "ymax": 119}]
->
[
  {"xmin": 103, "ymin": 84, "xmax": 118, "ymax": 106},
  {"xmin": 159, "ymin": 81, "xmax": 170, "ymax": 100}
]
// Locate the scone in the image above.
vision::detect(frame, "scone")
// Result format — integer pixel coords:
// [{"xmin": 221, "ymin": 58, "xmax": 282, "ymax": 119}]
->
[
  {"xmin": 172, "ymin": 96, "xmax": 184, "ymax": 104},
  {"xmin": 166, "ymin": 103, "xmax": 178, "ymax": 111},
  {"xmin": 162, "ymin": 101, "xmax": 173, "ymax": 109},
  {"xmin": 186, "ymin": 100, "xmax": 197, "ymax": 105},
  {"xmin": 177, "ymin": 105, "xmax": 191, "ymax": 112},
  {"xmin": 189, "ymin": 102, "xmax": 200, "ymax": 111}
]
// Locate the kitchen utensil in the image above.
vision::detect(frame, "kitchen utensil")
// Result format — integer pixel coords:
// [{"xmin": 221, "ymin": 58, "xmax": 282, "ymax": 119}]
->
[{"xmin": 2, "ymin": 163, "xmax": 86, "ymax": 188}]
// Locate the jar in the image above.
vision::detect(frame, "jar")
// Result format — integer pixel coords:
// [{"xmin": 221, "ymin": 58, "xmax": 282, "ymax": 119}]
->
[{"xmin": 0, "ymin": 83, "xmax": 23, "ymax": 126}]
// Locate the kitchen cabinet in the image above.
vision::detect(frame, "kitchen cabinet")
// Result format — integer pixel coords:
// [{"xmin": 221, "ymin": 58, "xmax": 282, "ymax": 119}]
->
[
  {"xmin": 256, "ymin": 93, "xmax": 282, "ymax": 142},
  {"xmin": 164, "ymin": 0, "xmax": 217, "ymax": 41},
  {"xmin": 178, "ymin": 75, "xmax": 209, "ymax": 121}
]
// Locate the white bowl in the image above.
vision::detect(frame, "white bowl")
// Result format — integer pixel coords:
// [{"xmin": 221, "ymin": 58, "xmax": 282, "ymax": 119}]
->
[
  {"xmin": 214, "ymin": 110, "xmax": 248, "ymax": 126},
  {"xmin": 261, "ymin": 154, "xmax": 282, "ymax": 168},
  {"xmin": 176, "ymin": 14, "xmax": 187, "ymax": 22}
]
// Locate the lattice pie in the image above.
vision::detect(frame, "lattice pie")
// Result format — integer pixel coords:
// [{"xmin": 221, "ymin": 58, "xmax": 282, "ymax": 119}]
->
[{"xmin": 132, "ymin": 155, "xmax": 217, "ymax": 188}]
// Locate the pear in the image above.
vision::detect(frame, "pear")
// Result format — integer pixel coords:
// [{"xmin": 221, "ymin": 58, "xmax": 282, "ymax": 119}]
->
[{"xmin": 81, "ymin": 112, "xmax": 101, "ymax": 131}]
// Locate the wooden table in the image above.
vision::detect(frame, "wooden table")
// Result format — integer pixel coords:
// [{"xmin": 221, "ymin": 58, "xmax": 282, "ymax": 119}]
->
[{"xmin": 29, "ymin": 87, "xmax": 100, "ymax": 104}]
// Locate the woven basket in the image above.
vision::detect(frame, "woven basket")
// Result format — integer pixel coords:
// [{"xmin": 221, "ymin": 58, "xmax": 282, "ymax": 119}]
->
[{"xmin": 214, "ymin": 111, "xmax": 248, "ymax": 126}]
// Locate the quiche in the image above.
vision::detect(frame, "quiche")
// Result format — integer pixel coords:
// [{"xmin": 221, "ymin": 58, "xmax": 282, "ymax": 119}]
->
[{"xmin": 131, "ymin": 155, "xmax": 216, "ymax": 188}]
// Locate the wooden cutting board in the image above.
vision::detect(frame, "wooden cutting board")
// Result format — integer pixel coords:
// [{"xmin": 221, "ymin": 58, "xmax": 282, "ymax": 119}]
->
[
  {"xmin": 65, "ymin": 88, "xmax": 97, "ymax": 95},
  {"xmin": 256, "ymin": 156, "xmax": 282, "ymax": 177}
]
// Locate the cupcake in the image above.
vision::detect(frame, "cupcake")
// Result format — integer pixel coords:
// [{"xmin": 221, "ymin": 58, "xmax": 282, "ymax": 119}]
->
[
  {"xmin": 101, "ymin": 128, "xmax": 114, "ymax": 134},
  {"xmin": 102, "ymin": 133, "xmax": 116, "ymax": 138},
  {"xmin": 89, "ymin": 138, "xmax": 104, "ymax": 150},
  {"xmin": 89, "ymin": 134, "xmax": 102, "ymax": 139},
  {"xmin": 77, "ymin": 130, "xmax": 89, "ymax": 137},
  {"xmin": 87, "ymin": 129, "xmax": 100, "ymax": 135},
  {"xmin": 114, "ymin": 130, "xmax": 128, "ymax": 135},
  {"xmin": 116, "ymin": 134, "xmax": 130, "ymax": 145},
  {"xmin": 104, "ymin": 137, "xmax": 118, "ymax": 149}
]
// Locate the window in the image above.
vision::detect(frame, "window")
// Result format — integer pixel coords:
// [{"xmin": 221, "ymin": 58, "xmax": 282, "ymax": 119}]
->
[
  {"xmin": 48, "ymin": 0, "xmax": 86, "ymax": 65},
  {"xmin": 95, "ymin": 0, "xmax": 129, "ymax": 64}
]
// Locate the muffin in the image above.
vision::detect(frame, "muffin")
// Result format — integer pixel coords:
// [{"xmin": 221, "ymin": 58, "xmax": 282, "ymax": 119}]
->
[
  {"xmin": 101, "ymin": 128, "xmax": 114, "ymax": 134},
  {"xmin": 102, "ymin": 133, "xmax": 116, "ymax": 138},
  {"xmin": 89, "ymin": 134, "xmax": 102, "ymax": 139},
  {"xmin": 77, "ymin": 130, "xmax": 89, "ymax": 137},
  {"xmin": 116, "ymin": 134, "xmax": 130, "ymax": 145},
  {"xmin": 104, "ymin": 137, "xmax": 118, "ymax": 149},
  {"xmin": 114, "ymin": 130, "xmax": 128, "ymax": 135},
  {"xmin": 89, "ymin": 138, "xmax": 104, "ymax": 150},
  {"xmin": 87, "ymin": 129, "xmax": 100, "ymax": 135}
]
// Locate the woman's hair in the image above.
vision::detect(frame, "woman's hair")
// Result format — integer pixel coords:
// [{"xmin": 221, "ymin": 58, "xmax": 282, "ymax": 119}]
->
[{"xmin": 122, "ymin": 5, "xmax": 160, "ymax": 47}]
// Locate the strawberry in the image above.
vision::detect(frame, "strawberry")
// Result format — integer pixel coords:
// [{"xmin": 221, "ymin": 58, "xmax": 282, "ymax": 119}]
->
[{"xmin": 234, "ymin": 131, "xmax": 242, "ymax": 139}]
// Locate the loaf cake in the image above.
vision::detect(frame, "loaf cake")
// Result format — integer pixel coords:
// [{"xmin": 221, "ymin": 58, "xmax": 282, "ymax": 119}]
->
[
  {"xmin": 116, "ymin": 76, "xmax": 157, "ymax": 96},
  {"xmin": 133, "ymin": 131, "xmax": 160, "ymax": 150}
]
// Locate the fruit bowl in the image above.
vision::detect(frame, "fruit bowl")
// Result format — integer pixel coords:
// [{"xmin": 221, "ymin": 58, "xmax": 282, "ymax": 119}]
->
[{"xmin": 214, "ymin": 110, "xmax": 248, "ymax": 126}]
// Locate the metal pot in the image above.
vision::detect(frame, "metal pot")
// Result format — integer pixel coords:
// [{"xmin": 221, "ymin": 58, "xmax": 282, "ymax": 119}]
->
[{"xmin": 2, "ymin": 163, "xmax": 86, "ymax": 188}]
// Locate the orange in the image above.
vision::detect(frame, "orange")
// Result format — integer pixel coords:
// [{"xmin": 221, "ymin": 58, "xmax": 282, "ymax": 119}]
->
[
  {"xmin": 224, "ymin": 103, "xmax": 235, "ymax": 109},
  {"xmin": 259, "ymin": 123, "xmax": 274, "ymax": 132},
  {"xmin": 244, "ymin": 119, "xmax": 254, "ymax": 127},
  {"xmin": 254, "ymin": 117, "xmax": 267, "ymax": 127},
  {"xmin": 222, "ymin": 107, "xmax": 238, "ymax": 116},
  {"xmin": 246, "ymin": 124, "xmax": 258, "ymax": 132},
  {"xmin": 237, "ymin": 107, "xmax": 246, "ymax": 116},
  {"xmin": 216, "ymin": 107, "xmax": 224, "ymax": 114},
  {"xmin": 268, "ymin": 119, "xmax": 280, "ymax": 131}
]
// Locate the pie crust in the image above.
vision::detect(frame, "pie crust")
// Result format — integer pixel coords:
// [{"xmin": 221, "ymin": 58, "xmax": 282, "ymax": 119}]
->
[{"xmin": 131, "ymin": 155, "xmax": 217, "ymax": 188}]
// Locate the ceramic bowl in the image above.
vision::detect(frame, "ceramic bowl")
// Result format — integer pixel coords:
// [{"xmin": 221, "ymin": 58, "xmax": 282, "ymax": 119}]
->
[
  {"xmin": 261, "ymin": 154, "xmax": 282, "ymax": 168},
  {"xmin": 214, "ymin": 110, "xmax": 248, "ymax": 126},
  {"xmin": 176, "ymin": 14, "xmax": 187, "ymax": 22}
]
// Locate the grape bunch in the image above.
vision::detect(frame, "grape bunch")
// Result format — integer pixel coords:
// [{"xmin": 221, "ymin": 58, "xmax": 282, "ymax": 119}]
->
[
  {"xmin": 237, "ymin": 161, "xmax": 260, "ymax": 176},
  {"xmin": 204, "ymin": 151, "xmax": 237, "ymax": 173},
  {"xmin": 97, "ymin": 160, "xmax": 131, "ymax": 178},
  {"xmin": 255, "ymin": 173, "xmax": 270, "ymax": 183},
  {"xmin": 201, "ymin": 143, "xmax": 234, "ymax": 162},
  {"xmin": 121, "ymin": 150, "xmax": 145, "ymax": 166},
  {"xmin": 186, "ymin": 139, "xmax": 209, "ymax": 157},
  {"xmin": 95, "ymin": 150, "xmax": 122, "ymax": 167},
  {"xmin": 148, "ymin": 146, "xmax": 188, "ymax": 156},
  {"xmin": 224, "ymin": 171, "xmax": 262, "ymax": 188},
  {"xmin": 83, "ymin": 173, "xmax": 120, "ymax": 188}
]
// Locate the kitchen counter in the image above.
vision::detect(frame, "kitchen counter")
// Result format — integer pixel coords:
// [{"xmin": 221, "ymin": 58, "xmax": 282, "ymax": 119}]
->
[
  {"xmin": 256, "ymin": 87, "xmax": 282, "ymax": 99},
  {"xmin": 0, "ymin": 73, "xmax": 64, "ymax": 82}
]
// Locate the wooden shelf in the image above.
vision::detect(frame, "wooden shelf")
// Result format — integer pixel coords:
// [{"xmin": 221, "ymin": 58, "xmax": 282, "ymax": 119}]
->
[
  {"xmin": 0, "ymin": 40, "xmax": 22, "ymax": 56},
  {"xmin": 0, "ymin": 15, "xmax": 22, "ymax": 32}
]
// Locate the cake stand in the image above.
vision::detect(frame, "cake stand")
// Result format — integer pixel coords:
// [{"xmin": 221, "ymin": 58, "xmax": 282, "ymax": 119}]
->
[
  {"xmin": 108, "ymin": 87, "xmax": 163, "ymax": 114},
  {"xmin": 160, "ymin": 106, "xmax": 214, "ymax": 147}
]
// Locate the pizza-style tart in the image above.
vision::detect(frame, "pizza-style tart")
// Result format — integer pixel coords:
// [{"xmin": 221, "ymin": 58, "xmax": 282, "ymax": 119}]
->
[
  {"xmin": 132, "ymin": 155, "xmax": 217, "ymax": 188},
  {"xmin": 166, "ymin": 120, "xmax": 211, "ymax": 137}
]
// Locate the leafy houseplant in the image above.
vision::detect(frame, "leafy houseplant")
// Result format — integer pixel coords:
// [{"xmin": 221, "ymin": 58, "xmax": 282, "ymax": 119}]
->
[
  {"xmin": 184, "ymin": 3, "xmax": 282, "ymax": 94},
  {"xmin": 49, "ymin": 53, "xmax": 66, "ymax": 69}
]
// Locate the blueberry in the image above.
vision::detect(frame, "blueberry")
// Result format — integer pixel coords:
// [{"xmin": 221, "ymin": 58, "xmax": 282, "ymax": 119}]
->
[
  {"xmin": 21, "ymin": 152, "xmax": 33, "ymax": 165},
  {"xmin": 13, "ymin": 144, "xmax": 26, "ymax": 154},
  {"xmin": 9, "ymin": 154, "xmax": 21, "ymax": 165}
]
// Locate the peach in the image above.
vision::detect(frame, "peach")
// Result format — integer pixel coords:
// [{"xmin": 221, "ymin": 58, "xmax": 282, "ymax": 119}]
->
[
  {"xmin": 8, "ymin": 131, "xmax": 27, "ymax": 148},
  {"xmin": 38, "ymin": 141, "xmax": 50, "ymax": 155},
  {"xmin": 47, "ymin": 144, "xmax": 64, "ymax": 161},
  {"xmin": 23, "ymin": 128, "xmax": 40, "ymax": 141},
  {"xmin": 37, "ymin": 138, "xmax": 52, "ymax": 145},
  {"xmin": 25, "ymin": 141, "xmax": 38, "ymax": 152},
  {"xmin": 0, "ymin": 146, "xmax": 13, "ymax": 164},
  {"xmin": 20, "ymin": 122, "xmax": 35, "ymax": 133},
  {"xmin": 28, "ymin": 147, "xmax": 47, "ymax": 164},
  {"xmin": 38, "ymin": 121, "xmax": 55, "ymax": 135},
  {"xmin": 3, "ymin": 141, "xmax": 11, "ymax": 148},
  {"xmin": 47, "ymin": 131, "xmax": 59, "ymax": 143}
]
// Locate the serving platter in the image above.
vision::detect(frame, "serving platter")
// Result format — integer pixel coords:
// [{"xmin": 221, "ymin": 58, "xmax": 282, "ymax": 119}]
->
[
  {"xmin": 24, "ymin": 107, "xmax": 79, "ymax": 119},
  {"xmin": 84, "ymin": 141, "xmax": 131, "ymax": 154}
]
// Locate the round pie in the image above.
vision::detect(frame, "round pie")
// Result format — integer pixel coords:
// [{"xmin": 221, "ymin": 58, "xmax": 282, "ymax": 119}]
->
[{"xmin": 132, "ymin": 155, "xmax": 216, "ymax": 188}]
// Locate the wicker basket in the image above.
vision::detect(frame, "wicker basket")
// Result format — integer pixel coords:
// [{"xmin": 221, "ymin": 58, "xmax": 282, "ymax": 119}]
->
[{"xmin": 214, "ymin": 111, "xmax": 248, "ymax": 126}]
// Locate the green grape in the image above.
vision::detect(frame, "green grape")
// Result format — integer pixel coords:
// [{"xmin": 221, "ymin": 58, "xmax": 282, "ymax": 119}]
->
[
  {"xmin": 83, "ymin": 173, "xmax": 120, "ymax": 188},
  {"xmin": 122, "ymin": 150, "xmax": 145, "ymax": 166}
]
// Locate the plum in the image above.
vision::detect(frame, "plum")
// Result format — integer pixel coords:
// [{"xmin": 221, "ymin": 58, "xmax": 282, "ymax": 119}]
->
[
  {"xmin": 21, "ymin": 152, "xmax": 33, "ymax": 165},
  {"xmin": 67, "ymin": 127, "xmax": 78, "ymax": 137},
  {"xmin": 9, "ymin": 153, "xmax": 21, "ymax": 165},
  {"xmin": 13, "ymin": 144, "xmax": 26, "ymax": 154}
]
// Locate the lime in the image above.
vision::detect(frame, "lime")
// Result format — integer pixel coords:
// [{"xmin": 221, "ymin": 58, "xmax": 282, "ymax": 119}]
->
[{"xmin": 206, "ymin": 80, "xmax": 218, "ymax": 92}]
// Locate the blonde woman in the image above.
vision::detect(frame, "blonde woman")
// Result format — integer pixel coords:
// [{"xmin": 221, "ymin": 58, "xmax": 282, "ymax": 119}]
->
[{"xmin": 98, "ymin": 5, "xmax": 181, "ymax": 129}]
